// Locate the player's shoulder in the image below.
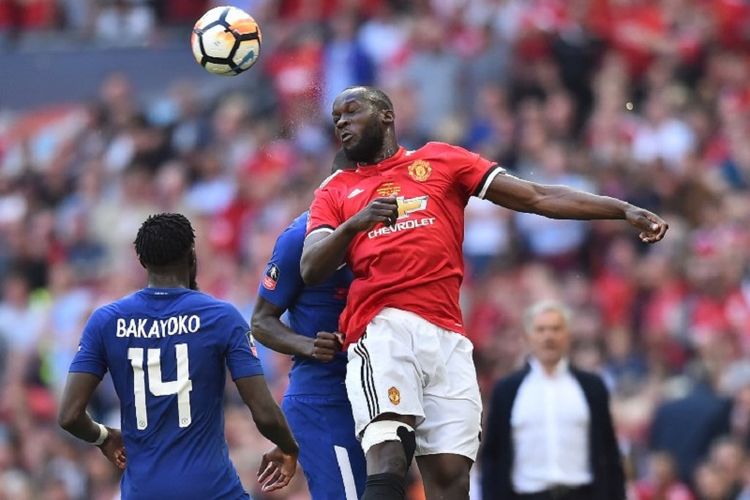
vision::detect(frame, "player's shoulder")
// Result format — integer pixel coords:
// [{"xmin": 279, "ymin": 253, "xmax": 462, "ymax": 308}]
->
[
  {"xmin": 284, "ymin": 212, "xmax": 310, "ymax": 240},
  {"xmin": 100, "ymin": 291, "xmax": 141, "ymax": 317},
  {"xmin": 271, "ymin": 212, "xmax": 307, "ymax": 251},
  {"xmin": 315, "ymin": 168, "xmax": 360, "ymax": 193},
  {"xmin": 188, "ymin": 290, "xmax": 238, "ymax": 311},
  {"xmin": 87, "ymin": 301, "xmax": 120, "ymax": 324},
  {"xmin": 408, "ymin": 142, "xmax": 479, "ymax": 168},
  {"xmin": 419, "ymin": 141, "xmax": 472, "ymax": 156},
  {"xmin": 192, "ymin": 292, "xmax": 247, "ymax": 325}
]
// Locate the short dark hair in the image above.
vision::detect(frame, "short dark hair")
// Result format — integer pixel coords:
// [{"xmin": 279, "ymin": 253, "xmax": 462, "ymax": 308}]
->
[
  {"xmin": 345, "ymin": 86, "xmax": 394, "ymax": 112},
  {"xmin": 134, "ymin": 213, "xmax": 195, "ymax": 267}
]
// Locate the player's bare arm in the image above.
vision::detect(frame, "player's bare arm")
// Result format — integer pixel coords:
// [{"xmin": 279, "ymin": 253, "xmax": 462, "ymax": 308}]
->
[
  {"xmin": 484, "ymin": 173, "xmax": 668, "ymax": 243},
  {"xmin": 234, "ymin": 375, "xmax": 299, "ymax": 491},
  {"xmin": 59, "ymin": 372, "xmax": 127, "ymax": 470},
  {"xmin": 251, "ymin": 297, "xmax": 342, "ymax": 362},
  {"xmin": 301, "ymin": 197, "xmax": 398, "ymax": 285}
]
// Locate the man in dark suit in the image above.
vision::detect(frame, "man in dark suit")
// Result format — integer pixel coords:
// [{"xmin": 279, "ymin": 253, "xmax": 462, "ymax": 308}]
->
[
  {"xmin": 648, "ymin": 365, "xmax": 731, "ymax": 485},
  {"xmin": 480, "ymin": 300, "xmax": 625, "ymax": 500}
]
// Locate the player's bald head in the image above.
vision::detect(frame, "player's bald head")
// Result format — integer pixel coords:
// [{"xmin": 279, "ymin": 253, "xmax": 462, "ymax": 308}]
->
[
  {"xmin": 338, "ymin": 86, "xmax": 394, "ymax": 113},
  {"xmin": 332, "ymin": 86, "xmax": 396, "ymax": 164}
]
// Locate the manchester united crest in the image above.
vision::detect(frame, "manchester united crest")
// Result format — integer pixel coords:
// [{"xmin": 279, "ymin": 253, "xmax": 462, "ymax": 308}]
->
[
  {"xmin": 408, "ymin": 160, "xmax": 432, "ymax": 182},
  {"xmin": 388, "ymin": 386, "xmax": 401, "ymax": 405}
]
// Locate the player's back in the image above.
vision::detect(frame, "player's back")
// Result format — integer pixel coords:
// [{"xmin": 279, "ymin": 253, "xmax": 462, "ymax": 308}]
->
[{"xmin": 85, "ymin": 288, "xmax": 257, "ymax": 499}]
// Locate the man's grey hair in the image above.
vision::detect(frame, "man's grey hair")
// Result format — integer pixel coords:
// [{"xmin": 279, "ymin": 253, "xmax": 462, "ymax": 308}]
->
[{"xmin": 522, "ymin": 299, "xmax": 572, "ymax": 333}]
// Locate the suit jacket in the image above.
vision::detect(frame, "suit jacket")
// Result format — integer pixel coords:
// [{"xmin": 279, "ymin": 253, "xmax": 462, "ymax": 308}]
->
[
  {"xmin": 649, "ymin": 383, "xmax": 731, "ymax": 483},
  {"xmin": 480, "ymin": 364, "xmax": 626, "ymax": 500}
]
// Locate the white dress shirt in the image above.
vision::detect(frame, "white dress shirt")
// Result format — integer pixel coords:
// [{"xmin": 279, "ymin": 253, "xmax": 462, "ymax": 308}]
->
[{"xmin": 510, "ymin": 358, "xmax": 592, "ymax": 493}]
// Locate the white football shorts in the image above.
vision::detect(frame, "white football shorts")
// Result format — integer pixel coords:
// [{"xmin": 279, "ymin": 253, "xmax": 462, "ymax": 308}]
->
[{"xmin": 346, "ymin": 307, "xmax": 482, "ymax": 460}]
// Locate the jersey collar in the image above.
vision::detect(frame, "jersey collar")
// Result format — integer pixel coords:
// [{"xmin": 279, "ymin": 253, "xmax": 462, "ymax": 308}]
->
[
  {"xmin": 355, "ymin": 146, "xmax": 405, "ymax": 175},
  {"xmin": 140, "ymin": 287, "xmax": 193, "ymax": 296}
]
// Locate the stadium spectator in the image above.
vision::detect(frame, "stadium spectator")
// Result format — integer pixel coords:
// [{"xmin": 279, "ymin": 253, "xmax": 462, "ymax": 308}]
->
[
  {"xmin": 633, "ymin": 451, "xmax": 694, "ymax": 500},
  {"xmin": 649, "ymin": 364, "xmax": 732, "ymax": 484},
  {"xmin": 481, "ymin": 299, "xmax": 626, "ymax": 500},
  {"xmin": 708, "ymin": 436, "xmax": 746, "ymax": 499},
  {"xmin": 693, "ymin": 460, "xmax": 734, "ymax": 500},
  {"xmin": 93, "ymin": 0, "xmax": 156, "ymax": 47}
]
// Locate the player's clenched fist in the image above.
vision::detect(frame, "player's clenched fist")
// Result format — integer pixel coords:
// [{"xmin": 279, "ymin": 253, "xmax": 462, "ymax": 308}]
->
[
  {"xmin": 345, "ymin": 197, "xmax": 399, "ymax": 232},
  {"xmin": 625, "ymin": 206, "xmax": 669, "ymax": 243},
  {"xmin": 310, "ymin": 331, "xmax": 343, "ymax": 362}
]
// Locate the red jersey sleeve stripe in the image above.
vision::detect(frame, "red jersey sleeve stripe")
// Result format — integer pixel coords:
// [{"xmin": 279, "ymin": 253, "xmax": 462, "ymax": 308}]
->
[{"xmin": 474, "ymin": 165, "xmax": 506, "ymax": 199}]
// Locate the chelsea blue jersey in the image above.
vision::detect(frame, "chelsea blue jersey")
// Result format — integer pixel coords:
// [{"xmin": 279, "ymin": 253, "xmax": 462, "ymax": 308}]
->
[
  {"xmin": 258, "ymin": 211, "xmax": 352, "ymax": 400},
  {"xmin": 69, "ymin": 288, "xmax": 263, "ymax": 500}
]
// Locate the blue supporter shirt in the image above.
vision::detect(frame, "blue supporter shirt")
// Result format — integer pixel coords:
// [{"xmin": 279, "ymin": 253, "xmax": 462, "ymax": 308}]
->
[
  {"xmin": 69, "ymin": 288, "xmax": 263, "ymax": 500},
  {"xmin": 257, "ymin": 211, "xmax": 352, "ymax": 400}
]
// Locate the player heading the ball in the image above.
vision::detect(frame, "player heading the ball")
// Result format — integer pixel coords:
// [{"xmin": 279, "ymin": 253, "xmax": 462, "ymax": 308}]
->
[{"xmin": 301, "ymin": 85, "xmax": 668, "ymax": 500}]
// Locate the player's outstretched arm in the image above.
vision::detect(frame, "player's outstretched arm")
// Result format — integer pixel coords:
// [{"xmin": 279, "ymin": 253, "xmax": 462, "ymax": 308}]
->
[
  {"xmin": 235, "ymin": 375, "xmax": 299, "ymax": 491},
  {"xmin": 251, "ymin": 297, "xmax": 342, "ymax": 361},
  {"xmin": 484, "ymin": 173, "xmax": 668, "ymax": 243},
  {"xmin": 301, "ymin": 197, "xmax": 399, "ymax": 284},
  {"xmin": 58, "ymin": 372, "xmax": 126, "ymax": 470}
]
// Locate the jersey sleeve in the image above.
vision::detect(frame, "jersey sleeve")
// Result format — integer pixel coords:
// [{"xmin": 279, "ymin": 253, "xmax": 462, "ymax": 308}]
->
[
  {"xmin": 257, "ymin": 224, "xmax": 304, "ymax": 310},
  {"xmin": 223, "ymin": 305, "xmax": 264, "ymax": 380},
  {"xmin": 441, "ymin": 143, "xmax": 506, "ymax": 200},
  {"xmin": 68, "ymin": 308, "xmax": 109, "ymax": 379},
  {"xmin": 307, "ymin": 183, "xmax": 343, "ymax": 236}
]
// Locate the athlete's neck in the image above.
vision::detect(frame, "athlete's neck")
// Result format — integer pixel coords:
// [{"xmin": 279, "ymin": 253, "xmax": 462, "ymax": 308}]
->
[
  {"xmin": 147, "ymin": 271, "xmax": 190, "ymax": 289},
  {"xmin": 372, "ymin": 144, "xmax": 398, "ymax": 164},
  {"xmin": 363, "ymin": 134, "xmax": 399, "ymax": 165}
]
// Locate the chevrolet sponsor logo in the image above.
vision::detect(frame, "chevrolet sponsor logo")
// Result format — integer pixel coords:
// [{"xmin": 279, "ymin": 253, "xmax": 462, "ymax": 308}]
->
[
  {"xmin": 367, "ymin": 217, "xmax": 436, "ymax": 238},
  {"xmin": 396, "ymin": 195, "xmax": 428, "ymax": 219}
]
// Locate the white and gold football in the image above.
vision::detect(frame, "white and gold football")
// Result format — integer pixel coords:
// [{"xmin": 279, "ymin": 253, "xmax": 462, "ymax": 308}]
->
[{"xmin": 191, "ymin": 6, "xmax": 262, "ymax": 76}]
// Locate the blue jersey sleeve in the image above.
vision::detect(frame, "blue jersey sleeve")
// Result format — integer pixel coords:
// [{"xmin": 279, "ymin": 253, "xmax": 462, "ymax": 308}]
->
[
  {"xmin": 257, "ymin": 222, "xmax": 304, "ymax": 310},
  {"xmin": 69, "ymin": 307, "xmax": 109, "ymax": 378},
  {"xmin": 223, "ymin": 305, "xmax": 264, "ymax": 380}
]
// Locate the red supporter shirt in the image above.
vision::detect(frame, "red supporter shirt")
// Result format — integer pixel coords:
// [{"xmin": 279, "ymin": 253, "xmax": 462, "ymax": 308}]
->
[{"xmin": 307, "ymin": 142, "xmax": 504, "ymax": 348}]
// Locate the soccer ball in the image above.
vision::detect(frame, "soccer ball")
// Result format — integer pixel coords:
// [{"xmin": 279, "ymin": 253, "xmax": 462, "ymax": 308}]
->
[{"xmin": 191, "ymin": 6, "xmax": 262, "ymax": 76}]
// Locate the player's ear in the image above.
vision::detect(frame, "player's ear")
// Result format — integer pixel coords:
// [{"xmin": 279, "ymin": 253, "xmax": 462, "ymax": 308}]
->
[
  {"xmin": 381, "ymin": 109, "xmax": 394, "ymax": 125},
  {"xmin": 138, "ymin": 258, "xmax": 147, "ymax": 269},
  {"xmin": 189, "ymin": 247, "xmax": 197, "ymax": 267}
]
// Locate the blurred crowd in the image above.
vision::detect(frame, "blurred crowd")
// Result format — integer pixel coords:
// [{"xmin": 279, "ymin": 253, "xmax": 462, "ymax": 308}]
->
[{"xmin": 2, "ymin": 0, "xmax": 750, "ymax": 498}]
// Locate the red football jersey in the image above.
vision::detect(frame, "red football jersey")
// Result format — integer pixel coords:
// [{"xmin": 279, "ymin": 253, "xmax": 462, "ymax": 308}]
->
[{"xmin": 307, "ymin": 142, "xmax": 505, "ymax": 348}]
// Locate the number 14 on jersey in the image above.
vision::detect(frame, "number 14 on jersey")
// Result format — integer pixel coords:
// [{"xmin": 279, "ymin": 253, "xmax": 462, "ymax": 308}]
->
[{"xmin": 128, "ymin": 344, "xmax": 193, "ymax": 430}]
